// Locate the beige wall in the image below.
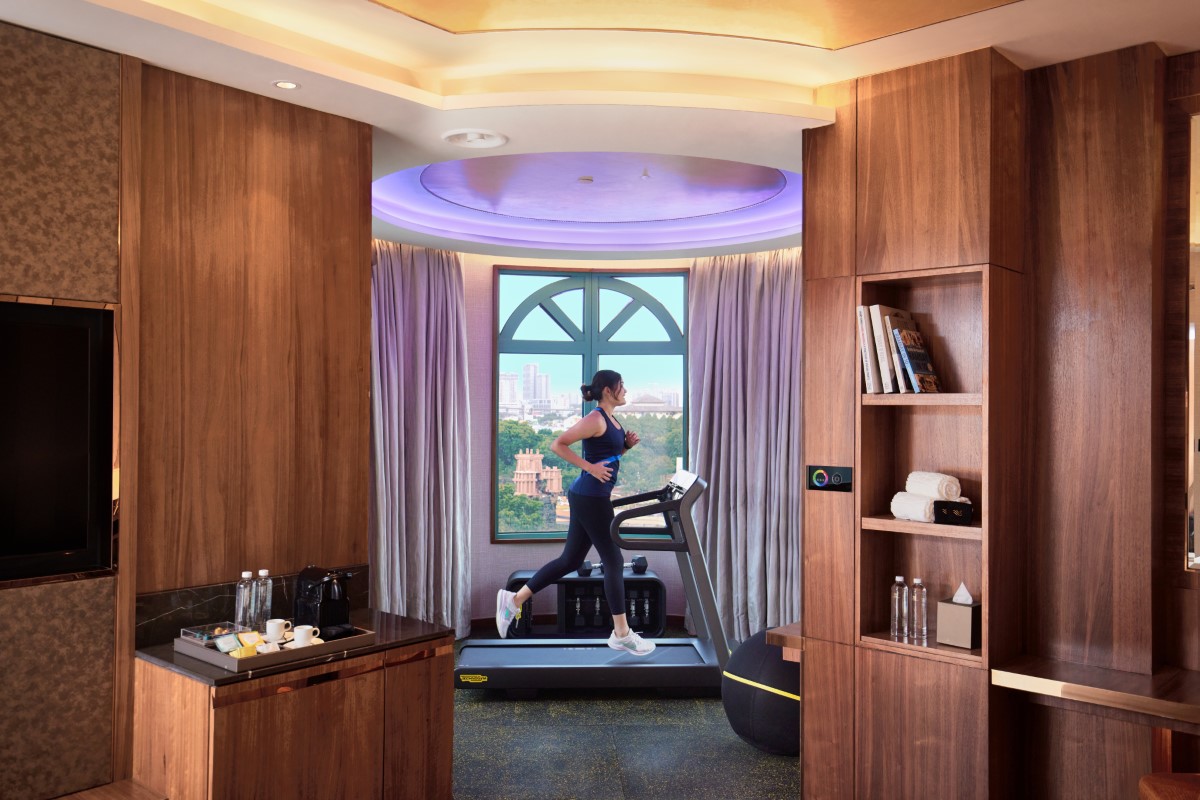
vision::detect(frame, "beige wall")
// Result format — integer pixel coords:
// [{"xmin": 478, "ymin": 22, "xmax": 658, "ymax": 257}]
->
[{"xmin": 459, "ymin": 253, "xmax": 695, "ymax": 622}]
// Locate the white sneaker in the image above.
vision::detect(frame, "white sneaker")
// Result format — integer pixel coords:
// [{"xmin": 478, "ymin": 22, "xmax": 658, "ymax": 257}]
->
[
  {"xmin": 607, "ymin": 630, "xmax": 656, "ymax": 656},
  {"xmin": 496, "ymin": 590, "xmax": 521, "ymax": 639}
]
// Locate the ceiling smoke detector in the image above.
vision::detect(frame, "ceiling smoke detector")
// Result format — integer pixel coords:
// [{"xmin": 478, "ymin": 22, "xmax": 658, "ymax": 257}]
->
[{"xmin": 442, "ymin": 129, "xmax": 508, "ymax": 149}]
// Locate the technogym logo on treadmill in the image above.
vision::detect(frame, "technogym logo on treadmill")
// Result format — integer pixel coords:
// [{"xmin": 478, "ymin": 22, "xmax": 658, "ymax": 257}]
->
[{"xmin": 459, "ymin": 674, "xmax": 488, "ymax": 683}]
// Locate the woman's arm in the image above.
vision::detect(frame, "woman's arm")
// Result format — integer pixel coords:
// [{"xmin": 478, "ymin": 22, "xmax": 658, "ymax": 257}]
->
[{"xmin": 551, "ymin": 412, "xmax": 611, "ymax": 482}]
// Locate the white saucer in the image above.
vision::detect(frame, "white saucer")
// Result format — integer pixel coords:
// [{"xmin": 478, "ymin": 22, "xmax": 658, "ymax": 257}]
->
[
  {"xmin": 265, "ymin": 631, "xmax": 294, "ymax": 645},
  {"xmin": 283, "ymin": 637, "xmax": 324, "ymax": 649}
]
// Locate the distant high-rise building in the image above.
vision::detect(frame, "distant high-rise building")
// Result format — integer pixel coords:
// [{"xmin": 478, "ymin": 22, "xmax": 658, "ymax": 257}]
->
[
  {"xmin": 522, "ymin": 364, "xmax": 539, "ymax": 400},
  {"xmin": 499, "ymin": 372, "xmax": 519, "ymax": 404},
  {"xmin": 536, "ymin": 373, "xmax": 551, "ymax": 401},
  {"xmin": 662, "ymin": 390, "xmax": 682, "ymax": 408}
]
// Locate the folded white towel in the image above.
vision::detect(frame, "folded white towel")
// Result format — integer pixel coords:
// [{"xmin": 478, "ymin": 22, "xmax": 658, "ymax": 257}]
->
[
  {"xmin": 905, "ymin": 471, "xmax": 962, "ymax": 501},
  {"xmin": 891, "ymin": 492, "xmax": 935, "ymax": 523}
]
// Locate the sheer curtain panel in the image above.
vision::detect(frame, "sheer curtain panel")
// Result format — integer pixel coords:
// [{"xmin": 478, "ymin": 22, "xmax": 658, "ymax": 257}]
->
[
  {"xmin": 689, "ymin": 248, "xmax": 803, "ymax": 641},
  {"xmin": 371, "ymin": 241, "xmax": 472, "ymax": 637}
]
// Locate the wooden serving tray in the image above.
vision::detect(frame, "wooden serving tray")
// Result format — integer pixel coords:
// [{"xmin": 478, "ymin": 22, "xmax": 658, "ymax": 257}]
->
[{"xmin": 172, "ymin": 627, "xmax": 376, "ymax": 672}]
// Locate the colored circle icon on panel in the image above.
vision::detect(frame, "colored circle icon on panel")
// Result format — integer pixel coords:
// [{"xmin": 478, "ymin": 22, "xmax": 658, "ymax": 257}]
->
[{"xmin": 812, "ymin": 469, "xmax": 828, "ymax": 487}]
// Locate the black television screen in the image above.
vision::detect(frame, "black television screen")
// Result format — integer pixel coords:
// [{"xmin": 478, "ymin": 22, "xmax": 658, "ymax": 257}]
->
[{"xmin": 0, "ymin": 303, "xmax": 113, "ymax": 581}]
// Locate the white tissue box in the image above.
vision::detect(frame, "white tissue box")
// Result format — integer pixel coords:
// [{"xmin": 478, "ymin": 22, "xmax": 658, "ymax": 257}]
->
[{"xmin": 936, "ymin": 599, "xmax": 981, "ymax": 649}]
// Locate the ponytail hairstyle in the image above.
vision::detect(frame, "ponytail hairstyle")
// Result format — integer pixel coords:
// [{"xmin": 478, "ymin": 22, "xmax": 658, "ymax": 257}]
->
[{"xmin": 580, "ymin": 369, "xmax": 623, "ymax": 403}]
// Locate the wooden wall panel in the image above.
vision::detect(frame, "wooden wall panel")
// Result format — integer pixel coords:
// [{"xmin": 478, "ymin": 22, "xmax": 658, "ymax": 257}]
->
[
  {"xmin": 136, "ymin": 68, "xmax": 371, "ymax": 592},
  {"xmin": 0, "ymin": 21, "xmax": 119, "ymax": 302},
  {"xmin": 856, "ymin": 648, "xmax": 988, "ymax": 798},
  {"xmin": 1027, "ymin": 44, "xmax": 1164, "ymax": 674},
  {"xmin": 802, "ymin": 277, "xmax": 856, "ymax": 643},
  {"xmin": 384, "ymin": 649, "xmax": 455, "ymax": 800},
  {"xmin": 803, "ymin": 81, "xmax": 856, "ymax": 280},
  {"xmin": 114, "ymin": 54, "xmax": 143, "ymax": 781},
  {"xmin": 985, "ymin": 265, "xmax": 1026, "ymax": 666},
  {"xmin": 857, "ymin": 49, "xmax": 1022, "ymax": 275},
  {"xmin": 1022, "ymin": 704, "xmax": 1152, "ymax": 799},
  {"xmin": 802, "ymin": 639, "xmax": 854, "ymax": 799},
  {"xmin": 1160, "ymin": 51, "xmax": 1200, "ymax": 671}
]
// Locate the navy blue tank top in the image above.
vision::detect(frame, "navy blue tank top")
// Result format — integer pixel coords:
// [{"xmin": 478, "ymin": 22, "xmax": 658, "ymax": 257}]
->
[{"xmin": 571, "ymin": 408, "xmax": 625, "ymax": 497}]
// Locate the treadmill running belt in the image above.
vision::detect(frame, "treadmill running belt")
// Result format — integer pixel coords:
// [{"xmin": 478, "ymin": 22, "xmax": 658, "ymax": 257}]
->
[{"xmin": 458, "ymin": 641, "xmax": 707, "ymax": 668}]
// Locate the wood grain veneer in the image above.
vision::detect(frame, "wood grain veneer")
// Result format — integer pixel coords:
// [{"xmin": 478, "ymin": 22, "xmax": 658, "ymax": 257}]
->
[
  {"xmin": 134, "ymin": 67, "xmax": 371, "ymax": 592},
  {"xmin": 804, "ymin": 81, "xmax": 856, "ymax": 280},
  {"xmin": 210, "ymin": 668, "xmax": 384, "ymax": 800},
  {"xmin": 802, "ymin": 276, "xmax": 855, "ymax": 644},
  {"xmin": 984, "ymin": 265, "xmax": 1026, "ymax": 667},
  {"xmin": 856, "ymin": 648, "xmax": 988, "ymax": 797},
  {"xmin": 1027, "ymin": 43, "xmax": 1164, "ymax": 675},
  {"xmin": 1021, "ymin": 704, "xmax": 1152, "ymax": 799},
  {"xmin": 114, "ymin": 53, "xmax": 142, "ymax": 782},
  {"xmin": 132, "ymin": 659, "xmax": 211, "ymax": 800},
  {"xmin": 856, "ymin": 49, "xmax": 1023, "ymax": 275},
  {"xmin": 383, "ymin": 645, "xmax": 455, "ymax": 800},
  {"xmin": 803, "ymin": 638, "xmax": 855, "ymax": 800}
]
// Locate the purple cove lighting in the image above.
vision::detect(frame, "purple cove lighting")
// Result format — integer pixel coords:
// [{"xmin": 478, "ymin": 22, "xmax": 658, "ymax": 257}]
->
[
  {"xmin": 372, "ymin": 152, "xmax": 803, "ymax": 253},
  {"xmin": 420, "ymin": 153, "xmax": 787, "ymax": 223}
]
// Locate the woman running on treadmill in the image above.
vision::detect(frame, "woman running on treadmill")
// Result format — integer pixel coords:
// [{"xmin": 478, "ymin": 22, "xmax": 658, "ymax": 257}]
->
[{"xmin": 496, "ymin": 369, "xmax": 655, "ymax": 656}]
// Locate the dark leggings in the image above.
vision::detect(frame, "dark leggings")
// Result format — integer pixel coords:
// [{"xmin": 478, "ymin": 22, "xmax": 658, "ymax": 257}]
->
[{"xmin": 525, "ymin": 491, "xmax": 626, "ymax": 615}]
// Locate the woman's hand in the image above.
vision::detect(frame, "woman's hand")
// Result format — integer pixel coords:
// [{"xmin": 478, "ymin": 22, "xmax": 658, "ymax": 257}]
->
[
  {"xmin": 624, "ymin": 431, "xmax": 640, "ymax": 450},
  {"xmin": 588, "ymin": 462, "xmax": 614, "ymax": 483}
]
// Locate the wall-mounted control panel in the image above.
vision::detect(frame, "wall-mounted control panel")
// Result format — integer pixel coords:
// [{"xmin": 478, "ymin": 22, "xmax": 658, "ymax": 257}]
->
[{"xmin": 807, "ymin": 465, "xmax": 852, "ymax": 492}]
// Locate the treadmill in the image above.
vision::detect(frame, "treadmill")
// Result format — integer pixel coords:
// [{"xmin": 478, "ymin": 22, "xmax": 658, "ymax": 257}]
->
[{"xmin": 455, "ymin": 469, "xmax": 730, "ymax": 690}]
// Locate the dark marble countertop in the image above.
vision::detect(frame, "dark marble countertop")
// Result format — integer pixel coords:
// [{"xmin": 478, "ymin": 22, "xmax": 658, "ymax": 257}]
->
[{"xmin": 136, "ymin": 608, "xmax": 453, "ymax": 687}]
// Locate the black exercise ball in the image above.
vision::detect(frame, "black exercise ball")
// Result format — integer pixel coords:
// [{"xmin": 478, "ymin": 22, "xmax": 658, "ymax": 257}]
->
[{"xmin": 721, "ymin": 629, "xmax": 801, "ymax": 756}]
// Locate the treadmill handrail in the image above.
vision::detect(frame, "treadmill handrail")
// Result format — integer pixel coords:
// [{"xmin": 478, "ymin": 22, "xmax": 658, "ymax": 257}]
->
[
  {"xmin": 611, "ymin": 501, "xmax": 686, "ymax": 552},
  {"xmin": 611, "ymin": 489, "xmax": 668, "ymax": 508}
]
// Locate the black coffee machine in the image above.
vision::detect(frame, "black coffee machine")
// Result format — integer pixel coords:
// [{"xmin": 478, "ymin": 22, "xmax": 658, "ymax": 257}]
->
[{"xmin": 294, "ymin": 565, "xmax": 355, "ymax": 641}]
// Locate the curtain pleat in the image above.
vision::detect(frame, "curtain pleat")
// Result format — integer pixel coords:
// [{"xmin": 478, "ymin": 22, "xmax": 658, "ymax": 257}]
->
[
  {"xmin": 370, "ymin": 241, "xmax": 472, "ymax": 637},
  {"xmin": 688, "ymin": 248, "xmax": 803, "ymax": 641}
]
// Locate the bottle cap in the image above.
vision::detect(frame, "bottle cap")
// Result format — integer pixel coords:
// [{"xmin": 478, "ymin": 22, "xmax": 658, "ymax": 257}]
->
[
  {"xmin": 895, "ymin": 575, "xmax": 904, "ymax": 582},
  {"xmin": 258, "ymin": 569, "xmax": 269, "ymax": 576},
  {"xmin": 913, "ymin": 578, "xmax": 923, "ymax": 584},
  {"xmin": 241, "ymin": 571, "xmax": 252, "ymax": 578}
]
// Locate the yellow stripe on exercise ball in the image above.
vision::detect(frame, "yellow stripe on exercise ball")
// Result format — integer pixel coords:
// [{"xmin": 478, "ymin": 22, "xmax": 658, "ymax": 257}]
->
[{"xmin": 722, "ymin": 671, "xmax": 801, "ymax": 702}]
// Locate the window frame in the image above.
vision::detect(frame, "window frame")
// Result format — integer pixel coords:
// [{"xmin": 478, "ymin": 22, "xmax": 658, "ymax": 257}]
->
[{"xmin": 491, "ymin": 264, "xmax": 689, "ymax": 543}]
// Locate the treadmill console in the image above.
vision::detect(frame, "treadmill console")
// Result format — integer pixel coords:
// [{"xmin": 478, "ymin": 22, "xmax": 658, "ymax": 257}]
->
[{"xmin": 664, "ymin": 469, "xmax": 699, "ymax": 498}]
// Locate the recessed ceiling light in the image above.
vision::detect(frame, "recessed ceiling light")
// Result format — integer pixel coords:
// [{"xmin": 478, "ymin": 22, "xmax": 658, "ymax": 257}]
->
[
  {"xmin": 577, "ymin": 176, "xmax": 594, "ymax": 184},
  {"xmin": 442, "ymin": 129, "xmax": 508, "ymax": 149},
  {"xmin": 273, "ymin": 80, "xmax": 300, "ymax": 90}
]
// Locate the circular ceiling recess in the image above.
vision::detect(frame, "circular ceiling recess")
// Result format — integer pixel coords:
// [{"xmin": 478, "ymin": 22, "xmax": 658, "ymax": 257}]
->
[
  {"xmin": 420, "ymin": 153, "xmax": 786, "ymax": 223},
  {"xmin": 372, "ymin": 151, "xmax": 803, "ymax": 254}
]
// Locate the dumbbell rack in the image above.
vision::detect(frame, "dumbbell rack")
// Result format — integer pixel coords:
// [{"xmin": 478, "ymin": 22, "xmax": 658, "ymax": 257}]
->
[{"xmin": 503, "ymin": 569, "xmax": 666, "ymax": 639}]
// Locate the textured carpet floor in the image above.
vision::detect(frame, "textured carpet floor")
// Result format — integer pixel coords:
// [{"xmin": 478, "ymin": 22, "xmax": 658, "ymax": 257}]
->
[{"xmin": 453, "ymin": 682, "xmax": 801, "ymax": 799}]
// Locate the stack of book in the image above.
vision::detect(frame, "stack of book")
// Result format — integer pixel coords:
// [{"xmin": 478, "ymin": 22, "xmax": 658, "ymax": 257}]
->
[{"xmin": 856, "ymin": 305, "xmax": 941, "ymax": 394}]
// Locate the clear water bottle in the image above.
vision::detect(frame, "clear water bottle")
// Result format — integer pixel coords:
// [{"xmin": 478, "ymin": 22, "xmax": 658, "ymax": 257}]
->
[
  {"xmin": 234, "ymin": 571, "xmax": 255, "ymax": 630},
  {"xmin": 253, "ymin": 569, "xmax": 273, "ymax": 631},
  {"xmin": 911, "ymin": 578, "xmax": 928, "ymax": 640},
  {"xmin": 890, "ymin": 576, "xmax": 909, "ymax": 638}
]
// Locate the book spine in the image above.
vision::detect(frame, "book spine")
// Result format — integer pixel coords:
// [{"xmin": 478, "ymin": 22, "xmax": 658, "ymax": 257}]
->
[
  {"xmin": 870, "ymin": 306, "xmax": 896, "ymax": 393},
  {"xmin": 857, "ymin": 306, "xmax": 881, "ymax": 394},
  {"xmin": 893, "ymin": 328, "xmax": 921, "ymax": 393}
]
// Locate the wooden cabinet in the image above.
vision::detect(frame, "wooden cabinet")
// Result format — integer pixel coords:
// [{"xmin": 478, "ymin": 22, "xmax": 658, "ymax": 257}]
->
[
  {"xmin": 383, "ymin": 642, "xmax": 454, "ymax": 800},
  {"xmin": 851, "ymin": 264, "xmax": 1024, "ymax": 797},
  {"xmin": 133, "ymin": 638, "xmax": 453, "ymax": 800}
]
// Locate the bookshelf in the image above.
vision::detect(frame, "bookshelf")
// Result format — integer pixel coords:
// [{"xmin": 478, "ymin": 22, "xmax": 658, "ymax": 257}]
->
[{"xmin": 854, "ymin": 264, "xmax": 1023, "ymax": 671}]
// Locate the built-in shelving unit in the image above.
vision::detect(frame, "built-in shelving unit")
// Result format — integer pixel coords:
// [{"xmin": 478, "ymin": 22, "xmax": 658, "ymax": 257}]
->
[{"xmin": 854, "ymin": 264, "xmax": 1022, "ymax": 672}]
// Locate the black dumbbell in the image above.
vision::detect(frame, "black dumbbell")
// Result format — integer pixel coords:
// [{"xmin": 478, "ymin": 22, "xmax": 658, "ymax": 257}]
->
[{"xmin": 578, "ymin": 555, "xmax": 648, "ymax": 577}]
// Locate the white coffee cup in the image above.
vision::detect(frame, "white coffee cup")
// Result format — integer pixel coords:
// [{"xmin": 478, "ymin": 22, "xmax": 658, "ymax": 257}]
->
[
  {"xmin": 293, "ymin": 624, "xmax": 320, "ymax": 646},
  {"xmin": 265, "ymin": 618, "xmax": 292, "ymax": 643}
]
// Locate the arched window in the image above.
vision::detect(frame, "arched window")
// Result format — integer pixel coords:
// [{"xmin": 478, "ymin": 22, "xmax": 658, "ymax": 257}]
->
[{"xmin": 494, "ymin": 268, "xmax": 688, "ymax": 542}]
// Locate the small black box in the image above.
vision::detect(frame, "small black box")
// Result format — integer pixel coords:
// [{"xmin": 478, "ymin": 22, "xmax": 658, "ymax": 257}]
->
[{"xmin": 933, "ymin": 501, "xmax": 974, "ymax": 526}]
